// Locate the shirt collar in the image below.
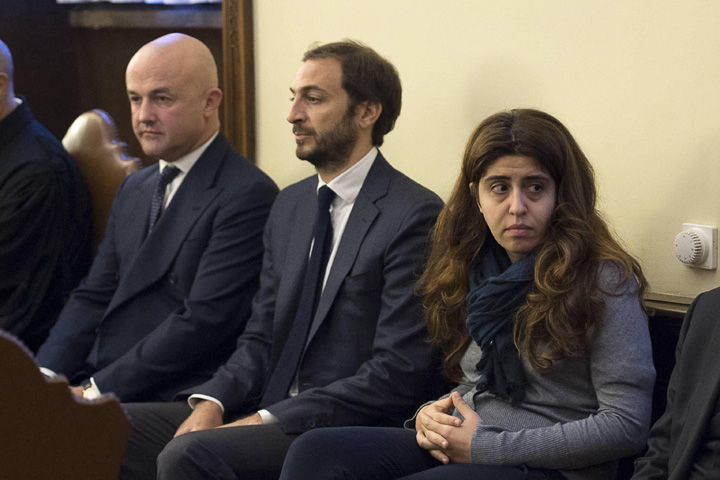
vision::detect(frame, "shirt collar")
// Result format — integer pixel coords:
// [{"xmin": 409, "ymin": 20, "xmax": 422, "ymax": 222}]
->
[
  {"xmin": 158, "ymin": 131, "xmax": 219, "ymax": 175},
  {"xmin": 317, "ymin": 147, "xmax": 377, "ymax": 205}
]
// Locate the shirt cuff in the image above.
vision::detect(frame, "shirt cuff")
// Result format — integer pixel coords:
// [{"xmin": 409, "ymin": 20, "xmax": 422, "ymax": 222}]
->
[
  {"xmin": 39, "ymin": 367, "xmax": 57, "ymax": 378},
  {"xmin": 258, "ymin": 409, "xmax": 278, "ymax": 424},
  {"xmin": 188, "ymin": 394, "xmax": 225, "ymax": 414}
]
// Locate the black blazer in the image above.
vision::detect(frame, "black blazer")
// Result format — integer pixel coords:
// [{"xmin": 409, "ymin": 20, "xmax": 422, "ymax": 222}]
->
[
  {"xmin": 36, "ymin": 134, "xmax": 278, "ymax": 402},
  {"xmin": 189, "ymin": 153, "xmax": 446, "ymax": 433},
  {"xmin": 632, "ymin": 287, "xmax": 720, "ymax": 479},
  {"xmin": 0, "ymin": 100, "xmax": 91, "ymax": 352}
]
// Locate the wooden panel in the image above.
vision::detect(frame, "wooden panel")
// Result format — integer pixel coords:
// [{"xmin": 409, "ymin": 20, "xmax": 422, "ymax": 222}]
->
[
  {"xmin": 0, "ymin": 0, "xmax": 77, "ymax": 139},
  {"xmin": 221, "ymin": 0, "xmax": 255, "ymax": 160}
]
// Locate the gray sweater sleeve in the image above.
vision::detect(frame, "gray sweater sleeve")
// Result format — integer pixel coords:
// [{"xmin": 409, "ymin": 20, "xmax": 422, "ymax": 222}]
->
[{"xmin": 470, "ymin": 278, "xmax": 656, "ymax": 470}]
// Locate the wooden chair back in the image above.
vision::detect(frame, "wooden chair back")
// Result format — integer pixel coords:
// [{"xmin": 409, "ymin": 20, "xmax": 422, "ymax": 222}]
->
[
  {"xmin": 0, "ymin": 331, "xmax": 131, "ymax": 479},
  {"xmin": 63, "ymin": 109, "xmax": 141, "ymax": 252}
]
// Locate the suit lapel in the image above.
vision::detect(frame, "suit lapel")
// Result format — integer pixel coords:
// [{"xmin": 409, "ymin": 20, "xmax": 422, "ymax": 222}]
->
[
  {"xmin": 271, "ymin": 179, "xmax": 318, "ymax": 363},
  {"xmin": 115, "ymin": 171, "xmax": 156, "ymax": 257},
  {"xmin": 105, "ymin": 135, "xmax": 229, "ymax": 315},
  {"xmin": 306, "ymin": 154, "xmax": 393, "ymax": 344}
]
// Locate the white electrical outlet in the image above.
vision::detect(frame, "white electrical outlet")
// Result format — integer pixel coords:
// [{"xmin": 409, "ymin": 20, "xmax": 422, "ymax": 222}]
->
[{"xmin": 674, "ymin": 223, "xmax": 717, "ymax": 270}]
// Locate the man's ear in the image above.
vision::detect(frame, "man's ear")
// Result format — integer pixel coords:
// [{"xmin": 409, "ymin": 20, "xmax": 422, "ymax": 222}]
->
[
  {"xmin": 204, "ymin": 87, "xmax": 223, "ymax": 116},
  {"xmin": 0, "ymin": 73, "xmax": 8, "ymax": 99},
  {"xmin": 356, "ymin": 101, "xmax": 382, "ymax": 129}
]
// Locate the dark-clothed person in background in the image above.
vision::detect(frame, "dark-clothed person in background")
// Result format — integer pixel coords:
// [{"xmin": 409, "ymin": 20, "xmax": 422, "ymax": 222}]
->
[
  {"xmin": 0, "ymin": 38, "xmax": 91, "ymax": 353},
  {"xmin": 278, "ymin": 109, "xmax": 656, "ymax": 480},
  {"xmin": 35, "ymin": 33, "xmax": 278, "ymax": 403},
  {"xmin": 632, "ymin": 287, "xmax": 720, "ymax": 480},
  {"xmin": 119, "ymin": 39, "xmax": 445, "ymax": 480}
]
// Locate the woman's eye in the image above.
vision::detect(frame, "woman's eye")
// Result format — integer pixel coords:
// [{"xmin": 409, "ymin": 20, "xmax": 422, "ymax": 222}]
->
[
  {"xmin": 490, "ymin": 184, "xmax": 508, "ymax": 194},
  {"xmin": 528, "ymin": 184, "xmax": 543, "ymax": 193}
]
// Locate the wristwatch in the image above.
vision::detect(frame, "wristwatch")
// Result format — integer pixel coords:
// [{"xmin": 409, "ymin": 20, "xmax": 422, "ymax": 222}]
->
[{"xmin": 81, "ymin": 381, "xmax": 101, "ymax": 400}]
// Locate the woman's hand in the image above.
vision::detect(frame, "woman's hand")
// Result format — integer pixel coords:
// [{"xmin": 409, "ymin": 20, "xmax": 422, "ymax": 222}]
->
[
  {"xmin": 415, "ymin": 392, "xmax": 481, "ymax": 464},
  {"xmin": 415, "ymin": 395, "xmax": 462, "ymax": 463},
  {"xmin": 441, "ymin": 392, "xmax": 481, "ymax": 463}
]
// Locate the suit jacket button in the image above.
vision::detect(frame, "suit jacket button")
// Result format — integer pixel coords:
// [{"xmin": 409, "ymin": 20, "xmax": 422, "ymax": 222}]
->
[{"xmin": 168, "ymin": 273, "xmax": 177, "ymax": 285}]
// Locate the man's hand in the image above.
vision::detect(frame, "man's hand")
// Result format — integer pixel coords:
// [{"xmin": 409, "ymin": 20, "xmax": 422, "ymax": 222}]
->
[
  {"xmin": 69, "ymin": 385, "xmax": 83, "ymax": 398},
  {"xmin": 415, "ymin": 396, "xmax": 461, "ymax": 463},
  {"xmin": 217, "ymin": 412, "xmax": 264, "ymax": 429},
  {"xmin": 174, "ymin": 400, "xmax": 224, "ymax": 438}
]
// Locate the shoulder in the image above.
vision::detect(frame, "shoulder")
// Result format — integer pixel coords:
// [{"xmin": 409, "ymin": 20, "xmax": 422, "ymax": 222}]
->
[
  {"xmin": 274, "ymin": 175, "xmax": 317, "ymax": 205},
  {"xmin": 216, "ymin": 148, "xmax": 277, "ymax": 192},
  {"xmin": 596, "ymin": 261, "xmax": 639, "ymax": 297},
  {"xmin": 682, "ymin": 287, "xmax": 720, "ymax": 335},
  {"xmin": 691, "ymin": 286, "xmax": 720, "ymax": 309},
  {"xmin": 370, "ymin": 158, "xmax": 444, "ymax": 218},
  {"xmin": 1, "ymin": 118, "xmax": 67, "ymax": 170}
]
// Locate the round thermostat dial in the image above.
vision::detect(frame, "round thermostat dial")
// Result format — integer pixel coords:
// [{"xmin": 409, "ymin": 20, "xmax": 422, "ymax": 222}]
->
[{"xmin": 674, "ymin": 229, "xmax": 708, "ymax": 265}]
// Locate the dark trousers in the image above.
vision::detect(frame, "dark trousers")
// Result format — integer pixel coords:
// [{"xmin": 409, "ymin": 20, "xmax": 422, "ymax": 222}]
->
[
  {"xmin": 278, "ymin": 427, "xmax": 566, "ymax": 480},
  {"xmin": 120, "ymin": 402, "xmax": 299, "ymax": 480}
]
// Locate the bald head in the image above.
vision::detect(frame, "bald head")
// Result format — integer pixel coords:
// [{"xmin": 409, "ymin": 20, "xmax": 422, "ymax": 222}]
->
[
  {"xmin": 128, "ymin": 33, "xmax": 218, "ymax": 94},
  {"xmin": 0, "ymin": 39, "xmax": 15, "ymax": 120},
  {"xmin": 125, "ymin": 33, "xmax": 223, "ymax": 162}
]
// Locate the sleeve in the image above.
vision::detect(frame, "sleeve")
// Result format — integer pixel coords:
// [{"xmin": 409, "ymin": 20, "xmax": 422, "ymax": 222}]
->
[
  {"xmin": 0, "ymin": 161, "xmax": 68, "ymax": 339},
  {"xmin": 469, "ymin": 277, "xmax": 656, "ymax": 470},
  {"xmin": 403, "ymin": 377, "xmax": 477, "ymax": 430},
  {"xmin": 267, "ymin": 197, "xmax": 445, "ymax": 433},
  {"xmin": 90, "ymin": 180, "xmax": 278, "ymax": 401},
  {"xmin": 35, "ymin": 176, "xmax": 128, "ymax": 375},
  {"xmin": 630, "ymin": 295, "xmax": 699, "ymax": 479},
  {"xmin": 184, "ymin": 197, "xmax": 281, "ymax": 415}
]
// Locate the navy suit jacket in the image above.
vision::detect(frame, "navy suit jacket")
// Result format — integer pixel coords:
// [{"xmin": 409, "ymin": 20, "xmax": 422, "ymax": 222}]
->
[
  {"xmin": 189, "ymin": 153, "xmax": 446, "ymax": 433},
  {"xmin": 36, "ymin": 133, "xmax": 278, "ymax": 402},
  {"xmin": 632, "ymin": 287, "xmax": 720, "ymax": 479}
]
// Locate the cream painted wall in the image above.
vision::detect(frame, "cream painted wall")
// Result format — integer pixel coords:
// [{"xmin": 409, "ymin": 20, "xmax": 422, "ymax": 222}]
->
[{"xmin": 253, "ymin": 0, "xmax": 720, "ymax": 299}]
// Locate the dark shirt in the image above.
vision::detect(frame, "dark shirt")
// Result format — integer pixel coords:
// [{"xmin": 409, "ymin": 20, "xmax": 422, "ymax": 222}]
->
[{"xmin": 0, "ymin": 99, "xmax": 91, "ymax": 352}]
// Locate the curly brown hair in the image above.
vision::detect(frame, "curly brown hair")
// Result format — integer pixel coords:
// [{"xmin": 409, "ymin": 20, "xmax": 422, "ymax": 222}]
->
[{"xmin": 419, "ymin": 109, "xmax": 647, "ymax": 382}]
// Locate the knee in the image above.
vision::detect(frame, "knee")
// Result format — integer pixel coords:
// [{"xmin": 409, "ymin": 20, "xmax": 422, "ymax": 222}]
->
[
  {"xmin": 157, "ymin": 434, "xmax": 196, "ymax": 475},
  {"xmin": 282, "ymin": 429, "xmax": 350, "ymax": 479}
]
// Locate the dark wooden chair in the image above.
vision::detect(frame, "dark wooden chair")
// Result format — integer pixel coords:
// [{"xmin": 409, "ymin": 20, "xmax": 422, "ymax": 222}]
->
[
  {"xmin": 63, "ymin": 109, "xmax": 141, "ymax": 252},
  {"xmin": 0, "ymin": 331, "xmax": 131, "ymax": 479}
]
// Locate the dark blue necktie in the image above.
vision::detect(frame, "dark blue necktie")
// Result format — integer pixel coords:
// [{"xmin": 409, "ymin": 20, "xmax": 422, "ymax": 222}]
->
[
  {"xmin": 261, "ymin": 185, "xmax": 336, "ymax": 406},
  {"xmin": 148, "ymin": 165, "xmax": 180, "ymax": 232}
]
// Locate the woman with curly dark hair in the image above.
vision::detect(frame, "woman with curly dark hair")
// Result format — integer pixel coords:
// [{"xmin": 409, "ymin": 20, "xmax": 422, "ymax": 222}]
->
[{"xmin": 278, "ymin": 109, "xmax": 655, "ymax": 480}]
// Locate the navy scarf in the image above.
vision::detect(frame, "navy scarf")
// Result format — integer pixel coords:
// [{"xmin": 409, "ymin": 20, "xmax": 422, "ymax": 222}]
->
[{"xmin": 466, "ymin": 238, "xmax": 534, "ymax": 405}]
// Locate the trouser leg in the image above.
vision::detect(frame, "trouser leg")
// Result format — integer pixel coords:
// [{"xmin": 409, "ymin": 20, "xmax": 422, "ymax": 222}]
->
[
  {"xmin": 157, "ymin": 423, "xmax": 299, "ymax": 480},
  {"xmin": 119, "ymin": 401, "xmax": 192, "ymax": 480},
  {"xmin": 278, "ymin": 427, "xmax": 438, "ymax": 480}
]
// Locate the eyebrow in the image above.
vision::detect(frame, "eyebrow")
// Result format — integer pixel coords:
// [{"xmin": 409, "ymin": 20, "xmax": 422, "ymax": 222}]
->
[
  {"xmin": 289, "ymin": 85, "xmax": 328, "ymax": 95},
  {"xmin": 481, "ymin": 173, "xmax": 552, "ymax": 184},
  {"xmin": 127, "ymin": 87, "xmax": 171, "ymax": 96}
]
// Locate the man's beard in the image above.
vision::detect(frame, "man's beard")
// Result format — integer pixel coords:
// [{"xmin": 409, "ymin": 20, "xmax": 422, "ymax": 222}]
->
[{"xmin": 295, "ymin": 111, "xmax": 358, "ymax": 173}]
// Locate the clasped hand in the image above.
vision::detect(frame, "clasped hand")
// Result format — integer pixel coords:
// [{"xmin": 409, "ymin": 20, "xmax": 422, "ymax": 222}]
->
[
  {"xmin": 415, "ymin": 391, "xmax": 480, "ymax": 464},
  {"xmin": 174, "ymin": 401, "xmax": 264, "ymax": 438}
]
